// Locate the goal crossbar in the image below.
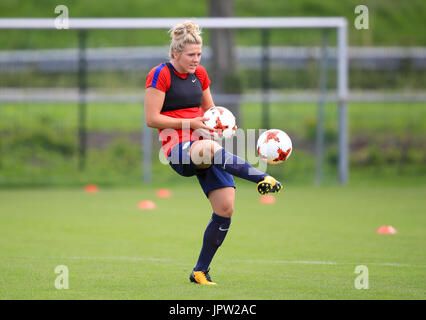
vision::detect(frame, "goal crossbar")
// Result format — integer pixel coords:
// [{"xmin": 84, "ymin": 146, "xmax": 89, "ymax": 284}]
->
[{"xmin": 0, "ymin": 17, "xmax": 346, "ymax": 29}]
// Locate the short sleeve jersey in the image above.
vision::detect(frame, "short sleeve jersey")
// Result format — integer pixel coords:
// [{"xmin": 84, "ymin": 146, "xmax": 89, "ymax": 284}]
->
[{"xmin": 145, "ymin": 63, "xmax": 211, "ymax": 156}]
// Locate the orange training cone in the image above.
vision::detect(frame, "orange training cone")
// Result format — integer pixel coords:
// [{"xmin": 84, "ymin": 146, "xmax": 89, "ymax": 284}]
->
[
  {"xmin": 156, "ymin": 189, "xmax": 171, "ymax": 198},
  {"xmin": 376, "ymin": 225, "xmax": 397, "ymax": 234},
  {"xmin": 84, "ymin": 184, "xmax": 99, "ymax": 193},
  {"xmin": 138, "ymin": 200, "xmax": 156, "ymax": 210},
  {"xmin": 259, "ymin": 195, "xmax": 276, "ymax": 204}
]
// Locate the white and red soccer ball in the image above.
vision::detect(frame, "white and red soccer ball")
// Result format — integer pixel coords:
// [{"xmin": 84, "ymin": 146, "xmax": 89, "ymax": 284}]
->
[
  {"xmin": 257, "ymin": 129, "xmax": 293, "ymax": 164},
  {"xmin": 203, "ymin": 106, "xmax": 237, "ymax": 140}
]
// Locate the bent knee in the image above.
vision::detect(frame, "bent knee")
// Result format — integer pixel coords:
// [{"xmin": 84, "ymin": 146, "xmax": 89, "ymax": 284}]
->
[
  {"xmin": 215, "ymin": 204, "xmax": 234, "ymax": 218},
  {"xmin": 190, "ymin": 140, "xmax": 222, "ymax": 167},
  {"xmin": 191, "ymin": 140, "xmax": 221, "ymax": 154}
]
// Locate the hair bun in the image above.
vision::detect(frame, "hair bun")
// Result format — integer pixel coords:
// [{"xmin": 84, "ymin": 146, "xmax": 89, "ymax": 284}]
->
[{"xmin": 170, "ymin": 20, "xmax": 201, "ymax": 40}]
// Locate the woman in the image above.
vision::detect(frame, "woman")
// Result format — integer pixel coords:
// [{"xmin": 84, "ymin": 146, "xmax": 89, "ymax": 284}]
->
[{"xmin": 144, "ymin": 20, "xmax": 282, "ymax": 285}]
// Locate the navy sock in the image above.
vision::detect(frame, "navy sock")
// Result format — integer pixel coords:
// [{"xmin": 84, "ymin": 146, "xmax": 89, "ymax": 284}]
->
[
  {"xmin": 213, "ymin": 148, "xmax": 268, "ymax": 184},
  {"xmin": 194, "ymin": 213, "xmax": 231, "ymax": 271}
]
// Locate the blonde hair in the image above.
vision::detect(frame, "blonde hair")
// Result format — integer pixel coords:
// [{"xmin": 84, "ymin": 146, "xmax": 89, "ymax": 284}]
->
[{"xmin": 168, "ymin": 20, "xmax": 202, "ymax": 59}]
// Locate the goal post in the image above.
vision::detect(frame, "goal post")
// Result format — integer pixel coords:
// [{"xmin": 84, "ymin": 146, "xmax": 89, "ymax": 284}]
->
[{"xmin": 0, "ymin": 17, "xmax": 349, "ymax": 184}]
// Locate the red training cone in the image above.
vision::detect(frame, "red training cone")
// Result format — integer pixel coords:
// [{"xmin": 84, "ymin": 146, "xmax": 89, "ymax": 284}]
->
[
  {"xmin": 376, "ymin": 225, "xmax": 397, "ymax": 234},
  {"xmin": 156, "ymin": 189, "xmax": 171, "ymax": 198},
  {"xmin": 259, "ymin": 195, "xmax": 276, "ymax": 204},
  {"xmin": 138, "ymin": 200, "xmax": 156, "ymax": 210},
  {"xmin": 84, "ymin": 184, "xmax": 98, "ymax": 193}
]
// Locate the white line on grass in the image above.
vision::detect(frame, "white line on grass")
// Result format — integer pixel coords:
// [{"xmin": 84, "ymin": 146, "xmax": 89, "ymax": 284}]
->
[
  {"xmin": 10, "ymin": 256, "xmax": 426, "ymax": 268},
  {"xmin": 231, "ymin": 259, "xmax": 423, "ymax": 268}
]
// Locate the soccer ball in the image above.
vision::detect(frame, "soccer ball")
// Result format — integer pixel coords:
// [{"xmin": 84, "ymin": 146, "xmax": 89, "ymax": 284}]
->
[
  {"xmin": 203, "ymin": 106, "xmax": 237, "ymax": 140},
  {"xmin": 257, "ymin": 129, "xmax": 293, "ymax": 164}
]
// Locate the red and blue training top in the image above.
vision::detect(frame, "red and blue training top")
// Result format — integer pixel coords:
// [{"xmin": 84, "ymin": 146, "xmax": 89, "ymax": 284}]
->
[{"xmin": 145, "ymin": 62, "xmax": 211, "ymax": 157}]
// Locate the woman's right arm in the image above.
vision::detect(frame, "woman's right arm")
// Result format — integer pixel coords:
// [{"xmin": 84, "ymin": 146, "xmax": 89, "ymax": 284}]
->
[{"xmin": 144, "ymin": 87, "xmax": 213, "ymax": 131}]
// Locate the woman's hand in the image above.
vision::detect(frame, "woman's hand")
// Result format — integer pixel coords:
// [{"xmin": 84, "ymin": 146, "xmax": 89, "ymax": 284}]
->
[
  {"xmin": 188, "ymin": 116, "xmax": 216, "ymax": 139},
  {"xmin": 189, "ymin": 116, "xmax": 213, "ymax": 131}
]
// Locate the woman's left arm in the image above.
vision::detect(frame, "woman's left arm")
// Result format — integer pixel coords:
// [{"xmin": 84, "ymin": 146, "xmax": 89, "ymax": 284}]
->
[{"xmin": 201, "ymin": 87, "xmax": 215, "ymax": 112}]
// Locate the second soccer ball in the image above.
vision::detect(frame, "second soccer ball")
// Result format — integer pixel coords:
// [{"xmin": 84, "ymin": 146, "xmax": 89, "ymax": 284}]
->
[{"xmin": 257, "ymin": 129, "xmax": 293, "ymax": 164}]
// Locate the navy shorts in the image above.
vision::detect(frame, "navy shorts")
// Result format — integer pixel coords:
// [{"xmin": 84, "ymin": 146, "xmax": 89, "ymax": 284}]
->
[{"xmin": 167, "ymin": 141, "xmax": 235, "ymax": 197}]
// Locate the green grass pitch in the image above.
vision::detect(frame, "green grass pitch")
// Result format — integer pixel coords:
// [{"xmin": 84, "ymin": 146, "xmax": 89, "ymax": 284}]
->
[{"xmin": 0, "ymin": 183, "xmax": 425, "ymax": 299}]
